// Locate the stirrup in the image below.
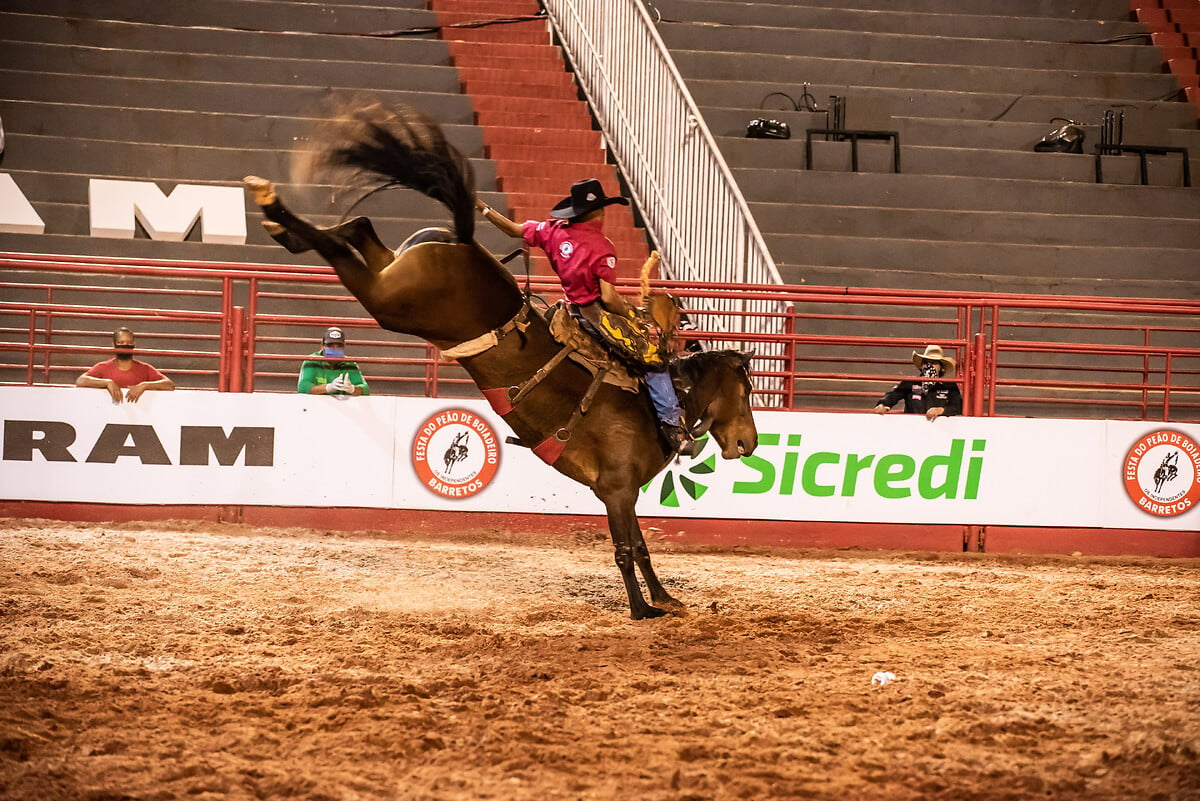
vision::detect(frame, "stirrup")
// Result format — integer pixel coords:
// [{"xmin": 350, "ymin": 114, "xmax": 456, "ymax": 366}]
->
[{"xmin": 660, "ymin": 424, "xmax": 696, "ymax": 457}]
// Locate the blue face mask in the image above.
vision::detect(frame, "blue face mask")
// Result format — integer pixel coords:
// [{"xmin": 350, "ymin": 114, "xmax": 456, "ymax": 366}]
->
[{"xmin": 323, "ymin": 347, "xmax": 345, "ymax": 358}]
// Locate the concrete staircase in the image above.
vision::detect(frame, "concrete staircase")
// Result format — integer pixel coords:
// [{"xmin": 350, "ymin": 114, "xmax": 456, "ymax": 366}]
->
[
  {"xmin": 651, "ymin": 0, "xmax": 1200, "ymax": 300},
  {"xmin": 429, "ymin": 0, "xmax": 651, "ymax": 277}
]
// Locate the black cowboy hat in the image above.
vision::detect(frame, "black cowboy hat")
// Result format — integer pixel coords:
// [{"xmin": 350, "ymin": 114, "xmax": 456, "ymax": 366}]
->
[{"xmin": 549, "ymin": 178, "xmax": 629, "ymax": 220}]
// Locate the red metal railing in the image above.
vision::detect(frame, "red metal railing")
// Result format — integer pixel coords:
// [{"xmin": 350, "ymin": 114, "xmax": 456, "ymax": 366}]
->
[{"xmin": 2, "ymin": 252, "xmax": 1197, "ymax": 421}]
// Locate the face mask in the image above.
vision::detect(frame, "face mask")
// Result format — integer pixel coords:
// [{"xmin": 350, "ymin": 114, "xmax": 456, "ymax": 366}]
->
[
  {"xmin": 919, "ymin": 362, "xmax": 940, "ymax": 379},
  {"xmin": 115, "ymin": 344, "xmax": 134, "ymax": 361},
  {"xmin": 323, "ymin": 347, "xmax": 345, "ymax": 358}
]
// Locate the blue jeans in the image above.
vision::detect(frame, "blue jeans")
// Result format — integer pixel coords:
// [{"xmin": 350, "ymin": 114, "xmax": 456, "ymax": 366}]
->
[
  {"xmin": 644, "ymin": 370, "xmax": 683, "ymax": 427},
  {"xmin": 571, "ymin": 310, "xmax": 683, "ymax": 427}
]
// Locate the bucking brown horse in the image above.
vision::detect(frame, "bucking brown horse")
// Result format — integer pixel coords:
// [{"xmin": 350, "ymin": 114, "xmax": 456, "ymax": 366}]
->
[{"xmin": 244, "ymin": 103, "xmax": 757, "ymax": 619}]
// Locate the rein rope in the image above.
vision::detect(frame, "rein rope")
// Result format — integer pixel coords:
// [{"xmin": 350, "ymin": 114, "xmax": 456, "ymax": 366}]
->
[{"xmin": 499, "ymin": 244, "xmax": 533, "ymax": 300}]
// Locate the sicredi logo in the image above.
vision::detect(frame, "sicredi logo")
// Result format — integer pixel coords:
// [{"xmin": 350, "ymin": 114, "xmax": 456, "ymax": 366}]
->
[
  {"xmin": 645, "ymin": 434, "xmax": 988, "ymax": 509},
  {"xmin": 733, "ymin": 434, "xmax": 986, "ymax": 499},
  {"xmin": 1123, "ymin": 430, "xmax": 1200, "ymax": 517},
  {"xmin": 412, "ymin": 409, "xmax": 500, "ymax": 499}
]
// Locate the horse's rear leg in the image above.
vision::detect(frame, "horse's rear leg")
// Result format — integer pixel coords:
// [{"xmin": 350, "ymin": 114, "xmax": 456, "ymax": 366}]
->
[
  {"xmin": 602, "ymin": 493, "xmax": 667, "ymax": 620},
  {"xmin": 244, "ymin": 177, "xmax": 382, "ymax": 290},
  {"xmin": 262, "ymin": 216, "xmax": 394, "ymax": 273},
  {"xmin": 338, "ymin": 217, "xmax": 394, "ymax": 271},
  {"xmin": 244, "ymin": 177, "xmax": 391, "ymax": 272}
]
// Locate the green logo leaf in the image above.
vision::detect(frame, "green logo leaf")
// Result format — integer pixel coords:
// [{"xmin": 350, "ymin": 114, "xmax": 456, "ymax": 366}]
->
[
  {"xmin": 643, "ymin": 433, "xmax": 714, "ymax": 505},
  {"xmin": 679, "ymin": 475, "xmax": 707, "ymax": 501},
  {"xmin": 658, "ymin": 471, "xmax": 679, "ymax": 507}
]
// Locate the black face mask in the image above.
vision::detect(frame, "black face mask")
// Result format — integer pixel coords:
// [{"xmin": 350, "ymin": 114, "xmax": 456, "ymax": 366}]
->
[
  {"xmin": 919, "ymin": 362, "xmax": 941, "ymax": 379},
  {"xmin": 115, "ymin": 344, "xmax": 135, "ymax": 361}
]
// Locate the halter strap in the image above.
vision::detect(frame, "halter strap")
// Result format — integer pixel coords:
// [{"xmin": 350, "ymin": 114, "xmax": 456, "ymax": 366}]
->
[{"xmin": 438, "ymin": 303, "xmax": 530, "ymax": 361}]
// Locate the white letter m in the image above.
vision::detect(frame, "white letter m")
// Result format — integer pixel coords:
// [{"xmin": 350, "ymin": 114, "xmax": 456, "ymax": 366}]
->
[{"xmin": 89, "ymin": 179, "xmax": 246, "ymax": 244}]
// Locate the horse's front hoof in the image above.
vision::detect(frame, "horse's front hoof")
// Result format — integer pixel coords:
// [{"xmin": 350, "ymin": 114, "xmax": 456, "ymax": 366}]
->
[
  {"xmin": 631, "ymin": 605, "xmax": 669, "ymax": 620},
  {"xmin": 652, "ymin": 593, "xmax": 685, "ymax": 610},
  {"xmin": 243, "ymin": 175, "xmax": 277, "ymax": 206}
]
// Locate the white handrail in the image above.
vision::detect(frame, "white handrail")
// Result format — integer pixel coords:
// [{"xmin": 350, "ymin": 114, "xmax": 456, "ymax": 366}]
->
[
  {"xmin": 540, "ymin": 1, "xmax": 788, "ymax": 316},
  {"xmin": 540, "ymin": 0, "xmax": 791, "ymax": 404}
]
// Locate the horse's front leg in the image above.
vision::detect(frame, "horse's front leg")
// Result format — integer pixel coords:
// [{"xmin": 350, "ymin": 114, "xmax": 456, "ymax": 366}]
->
[
  {"xmin": 601, "ymin": 489, "xmax": 667, "ymax": 620},
  {"xmin": 632, "ymin": 528, "xmax": 682, "ymax": 610}
]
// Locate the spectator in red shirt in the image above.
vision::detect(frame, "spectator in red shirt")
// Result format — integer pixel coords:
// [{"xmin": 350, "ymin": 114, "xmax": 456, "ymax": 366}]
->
[
  {"xmin": 76, "ymin": 327, "xmax": 174, "ymax": 403},
  {"xmin": 477, "ymin": 178, "xmax": 694, "ymax": 456}
]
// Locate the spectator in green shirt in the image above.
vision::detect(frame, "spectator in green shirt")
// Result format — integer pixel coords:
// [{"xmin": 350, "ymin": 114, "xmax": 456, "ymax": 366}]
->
[{"xmin": 298, "ymin": 327, "xmax": 369, "ymax": 396}]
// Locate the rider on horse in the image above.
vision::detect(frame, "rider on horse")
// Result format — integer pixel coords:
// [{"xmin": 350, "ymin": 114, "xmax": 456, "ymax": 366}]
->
[{"xmin": 477, "ymin": 179, "xmax": 695, "ymax": 456}]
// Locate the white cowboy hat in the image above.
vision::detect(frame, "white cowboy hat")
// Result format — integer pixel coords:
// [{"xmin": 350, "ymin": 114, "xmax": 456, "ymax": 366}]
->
[{"xmin": 912, "ymin": 344, "xmax": 956, "ymax": 376}]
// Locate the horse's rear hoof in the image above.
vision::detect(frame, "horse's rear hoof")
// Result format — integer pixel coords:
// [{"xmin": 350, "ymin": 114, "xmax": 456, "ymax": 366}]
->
[
  {"xmin": 632, "ymin": 605, "xmax": 669, "ymax": 620},
  {"xmin": 243, "ymin": 175, "xmax": 277, "ymax": 206}
]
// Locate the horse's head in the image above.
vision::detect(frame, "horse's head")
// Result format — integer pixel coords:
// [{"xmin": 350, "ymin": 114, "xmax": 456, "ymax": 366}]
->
[{"xmin": 676, "ymin": 350, "xmax": 758, "ymax": 459}]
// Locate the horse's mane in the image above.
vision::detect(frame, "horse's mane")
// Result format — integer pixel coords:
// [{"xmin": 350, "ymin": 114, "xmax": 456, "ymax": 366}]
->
[
  {"xmin": 307, "ymin": 101, "xmax": 476, "ymax": 243},
  {"xmin": 675, "ymin": 349, "xmax": 751, "ymax": 385}
]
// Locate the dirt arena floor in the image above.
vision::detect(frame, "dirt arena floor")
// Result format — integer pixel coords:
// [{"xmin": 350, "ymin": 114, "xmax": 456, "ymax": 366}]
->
[{"xmin": 1, "ymin": 518, "xmax": 1198, "ymax": 801}]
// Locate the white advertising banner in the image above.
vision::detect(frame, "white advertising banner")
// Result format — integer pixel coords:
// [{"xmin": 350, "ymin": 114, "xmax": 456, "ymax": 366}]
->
[
  {"xmin": 0, "ymin": 387, "xmax": 396, "ymax": 507},
  {"xmin": 1, "ymin": 387, "xmax": 1196, "ymax": 532},
  {"xmin": 0, "ymin": 388, "xmax": 602, "ymax": 514}
]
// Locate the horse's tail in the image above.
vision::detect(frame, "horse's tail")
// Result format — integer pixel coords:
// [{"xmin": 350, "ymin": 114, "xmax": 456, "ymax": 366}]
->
[{"xmin": 311, "ymin": 102, "xmax": 476, "ymax": 243}]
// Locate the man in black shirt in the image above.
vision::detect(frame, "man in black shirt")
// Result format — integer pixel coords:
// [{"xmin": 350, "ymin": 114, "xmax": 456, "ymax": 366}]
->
[{"xmin": 873, "ymin": 344, "xmax": 962, "ymax": 421}]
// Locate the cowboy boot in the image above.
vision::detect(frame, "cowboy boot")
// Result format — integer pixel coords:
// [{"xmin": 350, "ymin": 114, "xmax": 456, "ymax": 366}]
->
[{"xmin": 660, "ymin": 423, "xmax": 696, "ymax": 457}]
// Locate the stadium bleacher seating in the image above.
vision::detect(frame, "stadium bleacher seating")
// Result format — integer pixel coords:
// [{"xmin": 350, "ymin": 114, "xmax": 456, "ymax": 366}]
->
[
  {"xmin": 0, "ymin": 0, "xmax": 522, "ymax": 392},
  {"xmin": 0, "ymin": 0, "xmax": 516, "ymax": 265},
  {"xmin": 653, "ymin": 0, "xmax": 1200, "ymax": 300}
]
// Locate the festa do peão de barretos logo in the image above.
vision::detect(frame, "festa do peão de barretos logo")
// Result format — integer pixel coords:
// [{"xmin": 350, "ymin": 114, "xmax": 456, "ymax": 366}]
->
[
  {"xmin": 1123, "ymin": 429, "xmax": 1200, "ymax": 517},
  {"xmin": 412, "ymin": 409, "xmax": 500, "ymax": 498}
]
